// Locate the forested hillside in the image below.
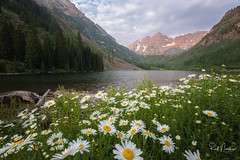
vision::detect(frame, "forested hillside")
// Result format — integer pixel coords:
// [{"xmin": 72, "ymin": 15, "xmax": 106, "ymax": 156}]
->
[{"xmin": 0, "ymin": 0, "xmax": 103, "ymax": 73}]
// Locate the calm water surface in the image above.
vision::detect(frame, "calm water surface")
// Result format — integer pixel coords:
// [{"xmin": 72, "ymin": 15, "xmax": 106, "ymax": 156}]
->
[{"xmin": 0, "ymin": 71, "xmax": 201, "ymax": 94}]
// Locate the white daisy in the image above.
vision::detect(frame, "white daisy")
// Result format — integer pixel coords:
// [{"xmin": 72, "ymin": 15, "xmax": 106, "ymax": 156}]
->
[
  {"xmin": 46, "ymin": 132, "xmax": 63, "ymax": 146},
  {"xmin": 157, "ymin": 124, "xmax": 170, "ymax": 133},
  {"xmin": 119, "ymin": 120, "xmax": 129, "ymax": 126},
  {"xmin": 82, "ymin": 120, "xmax": 91, "ymax": 125},
  {"xmin": 99, "ymin": 114, "xmax": 107, "ymax": 119},
  {"xmin": 81, "ymin": 128, "xmax": 97, "ymax": 136},
  {"xmin": 202, "ymin": 110, "xmax": 218, "ymax": 117},
  {"xmin": 51, "ymin": 147, "xmax": 76, "ymax": 160},
  {"xmin": 139, "ymin": 102, "xmax": 149, "ymax": 109},
  {"xmin": 43, "ymin": 100, "xmax": 55, "ymax": 108},
  {"xmin": 173, "ymin": 104, "xmax": 182, "ymax": 108},
  {"xmin": 130, "ymin": 100, "xmax": 138, "ymax": 107},
  {"xmin": 58, "ymin": 138, "xmax": 68, "ymax": 145},
  {"xmin": 183, "ymin": 150, "xmax": 201, "ymax": 160},
  {"xmin": 81, "ymin": 104, "xmax": 88, "ymax": 109},
  {"xmin": 108, "ymin": 116, "xmax": 117, "ymax": 123},
  {"xmin": 41, "ymin": 130, "xmax": 52, "ymax": 135},
  {"xmin": 113, "ymin": 140, "xmax": 143, "ymax": 160},
  {"xmin": 121, "ymin": 101, "xmax": 129, "ymax": 107},
  {"xmin": 127, "ymin": 126, "xmax": 140, "ymax": 139},
  {"xmin": 8, "ymin": 134, "xmax": 35, "ymax": 150},
  {"xmin": 128, "ymin": 107, "xmax": 139, "ymax": 112},
  {"xmin": 69, "ymin": 139, "xmax": 90, "ymax": 155},
  {"xmin": 141, "ymin": 129, "xmax": 157, "ymax": 140},
  {"xmin": 90, "ymin": 111, "xmax": 100, "ymax": 120},
  {"xmin": 159, "ymin": 135, "xmax": 175, "ymax": 154},
  {"xmin": 152, "ymin": 119, "xmax": 160, "ymax": 126},
  {"xmin": 98, "ymin": 120, "xmax": 116, "ymax": 135},
  {"xmin": 71, "ymin": 95, "xmax": 79, "ymax": 100},
  {"xmin": 95, "ymin": 92, "xmax": 103, "ymax": 99},
  {"xmin": 130, "ymin": 120, "xmax": 146, "ymax": 129},
  {"xmin": 116, "ymin": 131, "xmax": 128, "ymax": 140},
  {"xmin": 80, "ymin": 95, "xmax": 91, "ymax": 103},
  {"xmin": 188, "ymin": 74, "xmax": 196, "ymax": 79},
  {"xmin": 111, "ymin": 107, "xmax": 122, "ymax": 114}
]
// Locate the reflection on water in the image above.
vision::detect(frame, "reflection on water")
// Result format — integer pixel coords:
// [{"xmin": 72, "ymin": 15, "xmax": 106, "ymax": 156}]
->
[{"xmin": 0, "ymin": 71, "xmax": 201, "ymax": 94}]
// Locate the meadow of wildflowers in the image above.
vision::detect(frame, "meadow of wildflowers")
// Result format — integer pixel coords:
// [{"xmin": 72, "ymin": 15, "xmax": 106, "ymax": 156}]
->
[{"xmin": 0, "ymin": 70, "xmax": 239, "ymax": 159}]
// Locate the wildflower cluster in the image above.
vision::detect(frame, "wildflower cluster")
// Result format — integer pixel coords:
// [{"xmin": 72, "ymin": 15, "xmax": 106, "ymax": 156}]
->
[{"xmin": 0, "ymin": 71, "xmax": 239, "ymax": 159}]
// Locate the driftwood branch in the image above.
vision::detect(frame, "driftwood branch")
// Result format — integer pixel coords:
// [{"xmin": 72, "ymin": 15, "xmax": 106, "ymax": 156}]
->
[
  {"xmin": 0, "ymin": 91, "xmax": 40, "ymax": 104},
  {"xmin": 36, "ymin": 89, "xmax": 51, "ymax": 107}
]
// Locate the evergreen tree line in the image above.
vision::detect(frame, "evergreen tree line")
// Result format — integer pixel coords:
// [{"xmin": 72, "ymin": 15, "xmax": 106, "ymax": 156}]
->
[
  {"xmin": 0, "ymin": 0, "xmax": 60, "ymax": 33},
  {"xmin": 0, "ymin": 20, "xmax": 104, "ymax": 72}
]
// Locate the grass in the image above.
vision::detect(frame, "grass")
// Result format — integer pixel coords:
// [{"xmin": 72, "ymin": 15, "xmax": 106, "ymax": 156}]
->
[{"xmin": 0, "ymin": 70, "xmax": 239, "ymax": 159}]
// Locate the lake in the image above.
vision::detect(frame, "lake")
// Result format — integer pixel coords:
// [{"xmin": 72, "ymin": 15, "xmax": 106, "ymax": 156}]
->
[{"xmin": 0, "ymin": 70, "xmax": 201, "ymax": 94}]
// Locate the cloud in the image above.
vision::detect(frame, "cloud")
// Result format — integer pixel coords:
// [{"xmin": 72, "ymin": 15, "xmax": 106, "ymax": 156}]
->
[{"xmin": 70, "ymin": 0, "xmax": 239, "ymax": 46}]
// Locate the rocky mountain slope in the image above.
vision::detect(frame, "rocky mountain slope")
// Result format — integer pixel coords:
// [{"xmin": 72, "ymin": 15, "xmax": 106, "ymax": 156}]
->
[
  {"xmin": 159, "ymin": 6, "xmax": 240, "ymax": 69},
  {"xmin": 33, "ymin": 0, "xmax": 138, "ymax": 62},
  {"xmin": 128, "ymin": 31, "xmax": 207, "ymax": 55}
]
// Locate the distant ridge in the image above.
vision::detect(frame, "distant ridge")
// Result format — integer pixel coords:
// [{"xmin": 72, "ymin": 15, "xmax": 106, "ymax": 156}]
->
[{"xmin": 127, "ymin": 31, "xmax": 208, "ymax": 56}]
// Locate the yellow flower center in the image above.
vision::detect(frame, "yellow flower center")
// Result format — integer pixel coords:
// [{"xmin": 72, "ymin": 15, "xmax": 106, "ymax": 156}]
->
[
  {"xmin": 145, "ymin": 131, "xmax": 151, "ymax": 136},
  {"xmin": 98, "ymin": 94, "xmax": 101, "ymax": 97},
  {"xmin": 101, "ymin": 115, "xmax": 104, "ymax": 118},
  {"xmin": 122, "ymin": 122, "xmax": 126, "ymax": 125},
  {"xmin": 207, "ymin": 112, "xmax": 213, "ymax": 116},
  {"xmin": 84, "ymin": 97, "xmax": 88, "ymax": 99},
  {"xmin": 123, "ymin": 103, "xmax": 127, "ymax": 105},
  {"xmin": 59, "ymin": 140, "xmax": 64, "ymax": 143},
  {"xmin": 132, "ymin": 108, "xmax": 136, "ymax": 111},
  {"xmin": 161, "ymin": 128, "xmax": 166, "ymax": 131},
  {"xmin": 86, "ymin": 131, "xmax": 92, "ymax": 134},
  {"xmin": 109, "ymin": 119, "xmax": 114, "ymax": 122},
  {"xmin": 133, "ymin": 102, "xmax": 137, "ymax": 105},
  {"xmin": 123, "ymin": 148, "xmax": 134, "ymax": 160},
  {"xmin": 142, "ymin": 104, "xmax": 146, "ymax": 107},
  {"xmin": 176, "ymin": 105, "xmax": 179, "ymax": 108},
  {"xmin": 165, "ymin": 140, "xmax": 170, "ymax": 147},
  {"xmin": 43, "ymin": 130, "xmax": 49, "ymax": 134},
  {"xmin": 48, "ymin": 102, "xmax": 52, "ymax": 105},
  {"xmin": 131, "ymin": 129, "xmax": 136, "ymax": 135},
  {"xmin": 163, "ymin": 87, "xmax": 167, "ymax": 90},
  {"xmin": 154, "ymin": 122, "xmax": 158, "ymax": 125},
  {"xmin": 113, "ymin": 109, "xmax": 118, "ymax": 111},
  {"xmin": 119, "ymin": 133, "xmax": 123, "ymax": 138},
  {"xmin": 79, "ymin": 144, "xmax": 84, "ymax": 150},
  {"xmin": 135, "ymin": 123, "xmax": 141, "ymax": 127},
  {"xmin": 12, "ymin": 139, "xmax": 24, "ymax": 146},
  {"xmin": 103, "ymin": 125, "xmax": 111, "ymax": 132},
  {"xmin": 63, "ymin": 151, "xmax": 70, "ymax": 156},
  {"xmin": 7, "ymin": 150, "xmax": 13, "ymax": 154},
  {"xmin": 196, "ymin": 159, "xmax": 200, "ymax": 160},
  {"xmin": 32, "ymin": 145, "xmax": 38, "ymax": 149}
]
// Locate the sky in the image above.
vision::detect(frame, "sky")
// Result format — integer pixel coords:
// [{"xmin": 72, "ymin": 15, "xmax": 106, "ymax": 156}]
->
[{"xmin": 70, "ymin": 0, "xmax": 239, "ymax": 46}]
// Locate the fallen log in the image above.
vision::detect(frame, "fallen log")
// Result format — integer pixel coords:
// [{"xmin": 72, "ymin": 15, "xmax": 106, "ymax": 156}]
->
[
  {"xmin": 0, "ymin": 91, "xmax": 40, "ymax": 104},
  {"xmin": 36, "ymin": 89, "xmax": 51, "ymax": 107}
]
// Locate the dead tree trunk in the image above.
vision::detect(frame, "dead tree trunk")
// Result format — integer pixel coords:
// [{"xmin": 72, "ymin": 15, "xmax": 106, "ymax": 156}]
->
[{"xmin": 0, "ymin": 91, "xmax": 40, "ymax": 104}]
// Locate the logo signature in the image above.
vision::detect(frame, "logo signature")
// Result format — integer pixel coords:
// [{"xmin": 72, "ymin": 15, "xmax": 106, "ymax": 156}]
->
[{"xmin": 209, "ymin": 142, "xmax": 236, "ymax": 152}]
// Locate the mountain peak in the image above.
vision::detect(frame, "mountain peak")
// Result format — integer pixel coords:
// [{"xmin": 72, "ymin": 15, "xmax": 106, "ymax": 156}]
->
[
  {"xmin": 127, "ymin": 31, "xmax": 208, "ymax": 55},
  {"xmin": 34, "ymin": 0, "xmax": 85, "ymax": 18}
]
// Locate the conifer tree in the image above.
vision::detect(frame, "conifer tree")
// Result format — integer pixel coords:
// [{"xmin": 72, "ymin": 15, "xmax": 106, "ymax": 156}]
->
[
  {"xmin": 25, "ymin": 27, "xmax": 42, "ymax": 69},
  {"xmin": 42, "ymin": 34, "xmax": 53, "ymax": 71},
  {"xmin": 13, "ymin": 25, "xmax": 26, "ymax": 62},
  {"xmin": 55, "ymin": 30, "xmax": 67, "ymax": 69},
  {"xmin": 76, "ymin": 32, "xmax": 85, "ymax": 71},
  {"xmin": 0, "ymin": 20, "xmax": 14, "ymax": 60}
]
